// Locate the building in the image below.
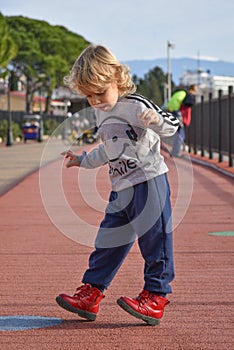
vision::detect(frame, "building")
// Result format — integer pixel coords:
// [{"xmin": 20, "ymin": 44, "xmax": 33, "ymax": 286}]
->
[
  {"xmin": 0, "ymin": 88, "xmax": 87, "ymax": 115},
  {"xmin": 0, "ymin": 90, "xmax": 46, "ymax": 112},
  {"xmin": 180, "ymin": 70, "xmax": 234, "ymax": 100}
]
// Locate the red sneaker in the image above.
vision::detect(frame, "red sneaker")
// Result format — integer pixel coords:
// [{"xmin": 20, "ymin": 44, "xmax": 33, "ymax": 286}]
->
[
  {"xmin": 56, "ymin": 284, "xmax": 105, "ymax": 321},
  {"xmin": 117, "ymin": 290, "xmax": 169, "ymax": 326}
]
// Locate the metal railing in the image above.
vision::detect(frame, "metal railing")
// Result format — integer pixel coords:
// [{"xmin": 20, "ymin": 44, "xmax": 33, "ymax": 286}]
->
[{"xmin": 186, "ymin": 86, "xmax": 234, "ymax": 167}]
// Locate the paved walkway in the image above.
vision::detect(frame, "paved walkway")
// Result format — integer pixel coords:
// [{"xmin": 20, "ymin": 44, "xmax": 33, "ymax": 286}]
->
[
  {"xmin": 0, "ymin": 140, "xmax": 233, "ymax": 350},
  {"xmin": 0, "ymin": 139, "xmax": 66, "ymax": 196}
]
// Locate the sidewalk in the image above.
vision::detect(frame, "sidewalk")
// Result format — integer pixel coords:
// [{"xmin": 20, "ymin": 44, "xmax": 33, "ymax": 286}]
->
[
  {"xmin": 0, "ymin": 139, "xmax": 66, "ymax": 196},
  {"xmin": 0, "ymin": 140, "xmax": 233, "ymax": 350}
]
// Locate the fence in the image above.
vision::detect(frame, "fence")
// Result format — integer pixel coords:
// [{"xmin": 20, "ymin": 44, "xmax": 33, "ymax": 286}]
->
[
  {"xmin": 186, "ymin": 86, "xmax": 234, "ymax": 167},
  {"xmin": 0, "ymin": 111, "xmax": 65, "ymax": 125},
  {"xmin": 1, "ymin": 90, "xmax": 234, "ymax": 167},
  {"xmin": 0, "ymin": 107, "xmax": 96, "ymax": 142}
]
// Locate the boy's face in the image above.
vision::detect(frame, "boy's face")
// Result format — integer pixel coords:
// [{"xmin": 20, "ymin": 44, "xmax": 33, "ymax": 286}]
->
[{"xmin": 80, "ymin": 82, "xmax": 119, "ymax": 112}]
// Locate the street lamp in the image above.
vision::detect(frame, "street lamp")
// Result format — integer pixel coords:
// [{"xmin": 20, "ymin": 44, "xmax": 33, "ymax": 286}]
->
[
  {"xmin": 6, "ymin": 70, "xmax": 13, "ymax": 146},
  {"xmin": 163, "ymin": 83, "xmax": 168, "ymax": 106},
  {"xmin": 167, "ymin": 41, "xmax": 175, "ymax": 101},
  {"xmin": 38, "ymin": 85, "xmax": 43, "ymax": 142},
  {"xmin": 62, "ymin": 99, "xmax": 71, "ymax": 140},
  {"xmin": 37, "ymin": 74, "xmax": 51, "ymax": 142},
  {"xmin": 5, "ymin": 64, "xmax": 23, "ymax": 146}
]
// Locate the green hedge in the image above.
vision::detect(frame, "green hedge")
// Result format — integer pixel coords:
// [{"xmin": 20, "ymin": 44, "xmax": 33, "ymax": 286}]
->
[
  {"xmin": 0, "ymin": 119, "xmax": 23, "ymax": 141},
  {"xmin": 0, "ymin": 118, "xmax": 61, "ymax": 142},
  {"xmin": 43, "ymin": 118, "xmax": 61, "ymax": 136}
]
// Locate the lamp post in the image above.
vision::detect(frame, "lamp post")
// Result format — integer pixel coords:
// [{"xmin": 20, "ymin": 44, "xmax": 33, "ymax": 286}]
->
[
  {"xmin": 37, "ymin": 74, "xmax": 51, "ymax": 142},
  {"xmin": 62, "ymin": 99, "xmax": 71, "ymax": 140},
  {"xmin": 5, "ymin": 64, "xmax": 23, "ymax": 146},
  {"xmin": 38, "ymin": 85, "xmax": 43, "ymax": 142},
  {"xmin": 6, "ymin": 70, "xmax": 13, "ymax": 146},
  {"xmin": 163, "ymin": 83, "xmax": 168, "ymax": 106},
  {"xmin": 197, "ymin": 50, "xmax": 202, "ymax": 102},
  {"xmin": 167, "ymin": 40, "xmax": 175, "ymax": 101}
]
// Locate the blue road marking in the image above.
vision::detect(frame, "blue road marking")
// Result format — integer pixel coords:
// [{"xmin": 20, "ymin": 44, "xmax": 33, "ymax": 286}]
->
[{"xmin": 0, "ymin": 315, "xmax": 63, "ymax": 331}]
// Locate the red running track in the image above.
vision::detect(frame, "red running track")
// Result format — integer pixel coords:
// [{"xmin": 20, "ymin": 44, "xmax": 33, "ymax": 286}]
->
[{"xmin": 0, "ymin": 147, "xmax": 233, "ymax": 350}]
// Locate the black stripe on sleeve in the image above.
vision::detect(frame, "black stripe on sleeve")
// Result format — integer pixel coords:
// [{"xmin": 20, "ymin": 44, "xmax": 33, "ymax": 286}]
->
[{"xmin": 126, "ymin": 94, "xmax": 179, "ymax": 127}]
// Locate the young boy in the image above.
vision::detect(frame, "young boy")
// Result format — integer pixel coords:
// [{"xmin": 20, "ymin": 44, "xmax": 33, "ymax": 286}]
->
[{"xmin": 56, "ymin": 45, "xmax": 179, "ymax": 326}]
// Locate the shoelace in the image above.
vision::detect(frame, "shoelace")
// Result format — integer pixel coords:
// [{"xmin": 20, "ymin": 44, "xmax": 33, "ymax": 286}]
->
[
  {"xmin": 136, "ymin": 290, "xmax": 152, "ymax": 304},
  {"xmin": 73, "ymin": 284, "xmax": 92, "ymax": 298}
]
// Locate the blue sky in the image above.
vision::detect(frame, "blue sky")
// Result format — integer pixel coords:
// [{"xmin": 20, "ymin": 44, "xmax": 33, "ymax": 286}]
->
[{"xmin": 1, "ymin": 0, "xmax": 234, "ymax": 62}]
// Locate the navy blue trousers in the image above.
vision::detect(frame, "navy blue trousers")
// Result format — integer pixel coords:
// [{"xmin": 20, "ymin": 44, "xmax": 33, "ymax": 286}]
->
[{"xmin": 82, "ymin": 174, "xmax": 175, "ymax": 296}]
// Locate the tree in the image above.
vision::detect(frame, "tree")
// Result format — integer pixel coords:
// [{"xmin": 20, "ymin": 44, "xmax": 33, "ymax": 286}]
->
[
  {"xmin": 134, "ymin": 66, "xmax": 175, "ymax": 107},
  {"xmin": 0, "ymin": 13, "xmax": 18, "ymax": 69},
  {"xmin": 5, "ymin": 15, "xmax": 90, "ymax": 113}
]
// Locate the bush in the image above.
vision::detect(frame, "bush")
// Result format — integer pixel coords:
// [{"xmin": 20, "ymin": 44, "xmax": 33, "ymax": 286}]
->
[
  {"xmin": 43, "ymin": 118, "xmax": 61, "ymax": 136},
  {"xmin": 0, "ymin": 119, "xmax": 23, "ymax": 141}
]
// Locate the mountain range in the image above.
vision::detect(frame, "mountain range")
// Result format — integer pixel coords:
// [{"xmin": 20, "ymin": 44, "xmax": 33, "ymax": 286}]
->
[{"xmin": 124, "ymin": 57, "xmax": 234, "ymax": 84}]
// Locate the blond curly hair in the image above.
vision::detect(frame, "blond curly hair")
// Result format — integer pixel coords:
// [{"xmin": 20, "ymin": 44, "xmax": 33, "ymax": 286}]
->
[{"xmin": 64, "ymin": 45, "xmax": 136, "ymax": 96}]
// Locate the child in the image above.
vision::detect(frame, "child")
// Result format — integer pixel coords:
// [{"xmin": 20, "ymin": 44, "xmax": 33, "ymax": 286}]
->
[{"xmin": 56, "ymin": 45, "xmax": 179, "ymax": 326}]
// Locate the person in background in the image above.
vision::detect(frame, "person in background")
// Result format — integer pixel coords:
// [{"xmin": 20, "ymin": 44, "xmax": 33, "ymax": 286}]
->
[{"xmin": 166, "ymin": 84, "xmax": 197, "ymax": 157}]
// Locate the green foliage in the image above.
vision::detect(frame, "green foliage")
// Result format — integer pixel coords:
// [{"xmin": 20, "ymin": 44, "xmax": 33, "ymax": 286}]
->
[
  {"xmin": 1, "ymin": 13, "xmax": 176, "ymax": 114},
  {"xmin": 0, "ymin": 13, "xmax": 18, "ymax": 69},
  {"xmin": 3, "ymin": 15, "xmax": 90, "ymax": 112},
  {"xmin": 13, "ymin": 120, "xmax": 23, "ymax": 139},
  {"xmin": 134, "ymin": 66, "xmax": 175, "ymax": 107},
  {"xmin": 0, "ymin": 119, "xmax": 23, "ymax": 141},
  {"xmin": 6, "ymin": 16, "xmax": 89, "ymax": 80},
  {"xmin": 43, "ymin": 118, "xmax": 60, "ymax": 136}
]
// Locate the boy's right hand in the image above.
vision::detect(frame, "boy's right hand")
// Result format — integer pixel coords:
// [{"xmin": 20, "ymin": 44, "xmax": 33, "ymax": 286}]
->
[
  {"xmin": 138, "ymin": 108, "xmax": 161, "ymax": 127},
  {"xmin": 61, "ymin": 150, "xmax": 79, "ymax": 168}
]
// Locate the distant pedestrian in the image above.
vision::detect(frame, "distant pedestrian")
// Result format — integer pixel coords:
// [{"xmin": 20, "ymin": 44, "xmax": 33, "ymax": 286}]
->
[
  {"xmin": 56, "ymin": 44, "xmax": 179, "ymax": 326},
  {"xmin": 166, "ymin": 84, "xmax": 197, "ymax": 157}
]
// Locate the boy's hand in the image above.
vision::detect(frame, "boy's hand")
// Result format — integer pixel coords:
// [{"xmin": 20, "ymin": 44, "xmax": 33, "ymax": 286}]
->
[
  {"xmin": 61, "ymin": 150, "xmax": 79, "ymax": 168},
  {"xmin": 138, "ymin": 109, "xmax": 160, "ymax": 127}
]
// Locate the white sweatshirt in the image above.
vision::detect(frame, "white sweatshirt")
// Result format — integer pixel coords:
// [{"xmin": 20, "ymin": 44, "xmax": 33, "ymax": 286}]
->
[{"xmin": 78, "ymin": 94, "xmax": 179, "ymax": 192}]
